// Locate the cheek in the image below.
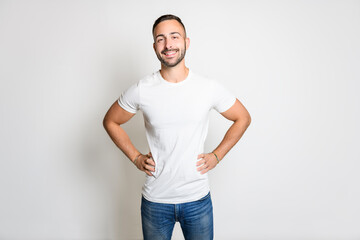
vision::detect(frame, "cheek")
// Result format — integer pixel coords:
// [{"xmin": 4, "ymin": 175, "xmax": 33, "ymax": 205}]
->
[{"xmin": 155, "ymin": 44, "xmax": 164, "ymax": 52}]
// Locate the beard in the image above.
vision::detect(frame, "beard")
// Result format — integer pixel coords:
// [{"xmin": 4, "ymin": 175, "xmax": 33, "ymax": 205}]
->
[{"xmin": 155, "ymin": 43, "xmax": 187, "ymax": 68}]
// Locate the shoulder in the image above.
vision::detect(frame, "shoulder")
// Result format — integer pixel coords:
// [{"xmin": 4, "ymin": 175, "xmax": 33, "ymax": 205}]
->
[
  {"xmin": 122, "ymin": 71, "xmax": 160, "ymax": 92},
  {"xmin": 138, "ymin": 71, "xmax": 161, "ymax": 86}
]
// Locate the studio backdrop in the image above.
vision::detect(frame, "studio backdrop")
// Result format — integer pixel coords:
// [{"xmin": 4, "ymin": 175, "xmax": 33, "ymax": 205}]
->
[{"xmin": 0, "ymin": 0, "xmax": 359, "ymax": 239}]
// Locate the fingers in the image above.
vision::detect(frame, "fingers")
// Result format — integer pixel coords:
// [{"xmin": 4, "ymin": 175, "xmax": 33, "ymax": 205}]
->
[
  {"xmin": 138, "ymin": 152, "xmax": 217, "ymax": 176},
  {"xmin": 144, "ymin": 166, "xmax": 155, "ymax": 173},
  {"xmin": 137, "ymin": 154, "xmax": 155, "ymax": 175},
  {"xmin": 196, "ymin": 158, "xmax": 205, "ymax": 166},
  {"xmin": 145, "ymin": 170, "xmax": 153, "ymax": 176},
  {"xmin": 146, "ymin": 157, "xmax": 156, "ymax": 167},
  {"xmin": 197, "ymin": 161, "xmax": 208, "ymax": 172},
  {"xmin": 196, "ymin": 153, "xmax": 205, "ymax": 167},
  {"xmin": 196, "ymin": 153, "xmax": 217, "ymax": 174},
  {"xmin": 142, "ymin": 158, "xmax": 154, "ymax": 171}
]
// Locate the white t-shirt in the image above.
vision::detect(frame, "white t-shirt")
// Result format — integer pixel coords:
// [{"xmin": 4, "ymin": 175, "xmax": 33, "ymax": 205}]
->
[{"xmin": 118, "ymin": 69, "xmax": 236, "ymax": 204}]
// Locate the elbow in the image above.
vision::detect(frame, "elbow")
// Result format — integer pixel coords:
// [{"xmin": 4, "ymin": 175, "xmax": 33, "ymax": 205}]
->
[
  {"xmin": 234, "ymin": 114, "xmax": 251, "ymax": 128},
  {"xmin": 103, "ymin": 117, "xmax": 110, "ymax": 131},
  {"xmin": 103, "ymin": 116, "xmax": 122, "ymax": 132},
  {"xmin": 246, "ymin": 113, "xmax": 251, "ymax": 127},
  {"xmin": 239, "ymin": 112, "xmax": 251, "ymax": 128}
]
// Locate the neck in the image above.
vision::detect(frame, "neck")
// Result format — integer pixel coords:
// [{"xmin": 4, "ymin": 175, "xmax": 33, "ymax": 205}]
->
[{"xmin": 160, "ymin": 61, "xmax": 189, "ymax": 83}]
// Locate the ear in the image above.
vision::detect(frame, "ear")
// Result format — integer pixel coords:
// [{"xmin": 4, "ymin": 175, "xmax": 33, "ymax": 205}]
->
[
  {"xmin": 185, "ymin": 37, "xmax": 190, "ymax": 50},
  {"xmin": 153, "ymin": 42, "xmax": 155, "ymax": 51}
]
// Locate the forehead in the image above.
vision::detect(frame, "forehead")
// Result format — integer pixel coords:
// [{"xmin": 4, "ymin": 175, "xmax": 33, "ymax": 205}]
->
[{"xmin": 153, "ymin": 19, "xmax": 185, "ymax": 37}]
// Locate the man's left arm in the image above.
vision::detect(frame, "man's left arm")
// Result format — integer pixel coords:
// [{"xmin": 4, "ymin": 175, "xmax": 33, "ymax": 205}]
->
[{"xmin": 197, "ymin": 98, "xmax": 251, "ymax": 174}]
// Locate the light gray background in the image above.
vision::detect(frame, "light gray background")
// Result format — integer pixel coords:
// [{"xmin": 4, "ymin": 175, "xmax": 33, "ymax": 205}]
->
[{"xmin": 1, "ymin": 0, "xmax": 359, "ymax": 239}]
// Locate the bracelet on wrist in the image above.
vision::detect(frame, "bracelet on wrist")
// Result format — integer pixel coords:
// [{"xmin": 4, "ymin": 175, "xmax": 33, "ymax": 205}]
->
[
  {"xmin": 133, "ymin": 153, "xmax": 141, "ymax": 165},
  {"xmin": 212, "ymin": 151, "xmax": 220, "ymax": 164}
]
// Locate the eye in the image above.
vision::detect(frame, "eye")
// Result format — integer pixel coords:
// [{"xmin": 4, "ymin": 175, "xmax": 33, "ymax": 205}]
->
[{"xmin": 157, "ymin": 38, "xmax": 163, "ymax": 43}]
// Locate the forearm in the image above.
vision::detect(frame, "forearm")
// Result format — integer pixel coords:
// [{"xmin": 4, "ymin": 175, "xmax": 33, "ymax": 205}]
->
[
  {"xmin": 213, "ymin": 118, "xmax": 251, "ymax": 161},
  {"xmin": 103, "ymin": 120, "xmax": 140, "ymax": 162}
]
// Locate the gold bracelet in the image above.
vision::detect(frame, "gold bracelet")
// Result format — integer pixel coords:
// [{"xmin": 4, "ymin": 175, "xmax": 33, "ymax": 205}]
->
[
  {"xmin": 212, "ymin": 152, "xmax": 220, "ymax": 164},
  {"xmin": 133, "ymin": 153, "xmax": 141, "ymax": 165}
]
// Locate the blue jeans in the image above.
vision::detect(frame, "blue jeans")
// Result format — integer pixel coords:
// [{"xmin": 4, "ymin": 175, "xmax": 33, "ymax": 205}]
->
[{"xmin": 141, "ymin": 192, "xmax": 214, "ymax": 240}]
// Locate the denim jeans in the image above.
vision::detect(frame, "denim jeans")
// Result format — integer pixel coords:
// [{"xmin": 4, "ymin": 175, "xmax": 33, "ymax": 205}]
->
[{"xmin": 141, "ymin": 192, "xmax": 214, "ymax": 240}]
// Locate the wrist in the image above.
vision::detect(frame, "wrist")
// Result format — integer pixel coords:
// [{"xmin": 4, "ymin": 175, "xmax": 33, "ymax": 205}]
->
[
  {"xmin": 212, "ymin": 151, "xmax": 220, "ymax": 164},
  {"xmin": 133, "ymin": 153, "xmax": 141, "ymax": 165}
]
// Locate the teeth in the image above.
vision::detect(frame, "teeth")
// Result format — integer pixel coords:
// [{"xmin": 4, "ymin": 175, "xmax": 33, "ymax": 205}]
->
[{"xmin": 165, "ymin": 51, "xmax": 176, "ymax": 55}]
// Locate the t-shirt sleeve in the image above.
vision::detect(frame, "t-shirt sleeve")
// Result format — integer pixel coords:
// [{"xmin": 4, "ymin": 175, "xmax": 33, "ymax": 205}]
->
[
  {"xmin": 117, "ymin": 82, "xmax": 140, "ymax": 114},
  {"xmin": 211, "ymin": 80, "xmax": 237, "ymax": 113}
]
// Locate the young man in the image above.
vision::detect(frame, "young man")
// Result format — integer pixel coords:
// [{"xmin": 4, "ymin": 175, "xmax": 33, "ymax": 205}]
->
[{"xmin": 103, "ymin": 14, "xmax": 251, "ymax": 240}]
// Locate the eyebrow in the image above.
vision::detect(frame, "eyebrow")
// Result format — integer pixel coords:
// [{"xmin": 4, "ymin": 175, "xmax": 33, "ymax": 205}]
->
[{"xmin": 155, "ymin": 32, "xmax": 182, "ymax": 39}]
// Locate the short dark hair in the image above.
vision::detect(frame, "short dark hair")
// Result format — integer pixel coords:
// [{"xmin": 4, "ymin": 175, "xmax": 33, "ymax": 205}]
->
[{"xmin": 152, "ymin": 14, "xmax": 186, "ymax": 37}]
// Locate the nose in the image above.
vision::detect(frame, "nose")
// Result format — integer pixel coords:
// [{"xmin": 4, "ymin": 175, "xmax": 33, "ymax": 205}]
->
[{"xmin": 165, "ymin": 38, "xmax": 173, "ymax": 49}]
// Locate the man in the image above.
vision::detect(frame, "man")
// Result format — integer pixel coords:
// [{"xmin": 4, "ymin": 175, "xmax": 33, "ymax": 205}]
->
[{"xmin": 103, "ymin": 14, "xmax": 251, "ymax": 240}]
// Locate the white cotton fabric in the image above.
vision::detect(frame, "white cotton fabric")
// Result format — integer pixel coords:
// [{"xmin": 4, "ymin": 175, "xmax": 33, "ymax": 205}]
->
[{"xmin": 118, "ymin": 69, "xmax": 236, "ymax": 204}]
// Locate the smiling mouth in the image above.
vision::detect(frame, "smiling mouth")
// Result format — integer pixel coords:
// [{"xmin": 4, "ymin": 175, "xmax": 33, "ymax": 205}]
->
[{"xmin": 163, "ymin": 50, "xmax": 178, "ymax": 57}]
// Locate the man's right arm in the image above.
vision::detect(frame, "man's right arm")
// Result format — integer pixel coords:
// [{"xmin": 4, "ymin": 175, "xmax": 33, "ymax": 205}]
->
[{"xmin": 103, "ymin": 101, "xmax": 155, "ymax": 176}]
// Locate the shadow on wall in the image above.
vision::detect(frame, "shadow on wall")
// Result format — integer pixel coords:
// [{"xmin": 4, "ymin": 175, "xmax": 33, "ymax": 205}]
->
[{"xmin": 79, "ymin": 46, "xmax": 149, "ymax": 239}]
